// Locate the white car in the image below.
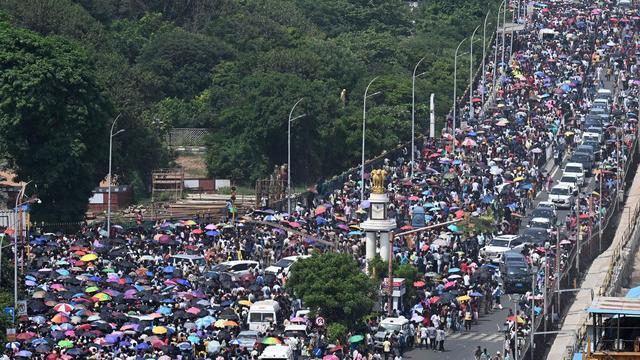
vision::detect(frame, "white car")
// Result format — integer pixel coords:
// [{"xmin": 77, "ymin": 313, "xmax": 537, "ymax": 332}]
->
[
  {"xmin": 528, "ymin": 217, "xmax": 553, "ymax": 231},
  {"xmin": 563, "ymin": 162, "xmax": 585, "ymax": 186},
  {"xmin": 557, "ymin": 174, "xmax": 579, "ymax": 190},
  {"xmin": 265, "ymin": 255, "xmax": 311, "ymax": 275},
  {"xmin": 211, "ymin": 260, "xmax": 260, "ymax": 281},
  {"xmin": 549, "ymin": 184, "xmax": 574, "ymax": 209},
  {"xmin": 480, "ymin": 235, "xmax": 525, "ymax": 263}
]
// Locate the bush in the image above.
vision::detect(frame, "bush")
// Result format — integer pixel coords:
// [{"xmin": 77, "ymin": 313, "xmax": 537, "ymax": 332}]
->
[{"xmin": 327, "ymin": 322, "xmax": 348, "ymax": 344}]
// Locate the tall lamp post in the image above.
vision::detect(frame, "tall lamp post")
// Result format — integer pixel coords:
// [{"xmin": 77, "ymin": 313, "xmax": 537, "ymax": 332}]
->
[
  {"xmin": 14, "ymin": 182, "xmax": 39, "ymax": 323},
  {"xmin": 107, "ymin": 114, "xmax": 124, "ymax": 238},
  {"xmin": 493, "ymin": 0, "xmax": 507, "ymax": 101},
  {"xmin": 452, "ymin": 38, "xmax": 468, "ymax": 154},
  {"xmin": 481, "ymin": 10, "xmax": 491, "ymax": 120},
  {"xmin": 287, "ymin": 98, "xmax": 306, "ymax": 214},
  {"xmin": 412, "ymin": 56, "xmax": 427, "ymax": 179},
  {"xmin": 469, "ymin": 25, "xmax": 481, "ymax": 122},
  {"xmin": 361, "ymin": 77, "xmax": 382, "ymax": 201}
]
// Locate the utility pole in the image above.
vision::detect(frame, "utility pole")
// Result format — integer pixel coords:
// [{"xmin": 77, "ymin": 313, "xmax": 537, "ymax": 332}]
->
[
  {"xmin": 514, "ymin": 300, "xmax": 519, "ymax": 360},
  {"xmin": 576, "ymin": 192, "xmax": 581, "ymax": 276},
  {"xmin": 387, "ymin": 231, "xmax": 395, "ymax": 317}
]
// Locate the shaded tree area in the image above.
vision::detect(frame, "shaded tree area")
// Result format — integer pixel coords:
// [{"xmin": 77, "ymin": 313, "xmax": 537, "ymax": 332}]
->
[{"xmin": 0, "ymin": 0, "xmax": 503, "ymax": 198}]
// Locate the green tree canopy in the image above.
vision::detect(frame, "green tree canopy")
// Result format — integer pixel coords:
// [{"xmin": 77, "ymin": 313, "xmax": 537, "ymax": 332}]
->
[
  {"xmin": 287, "ymin": 253, "xmax": 377, "ymax": 328},
  {"xmin": 0, "ymin": 21, "xmax": 110, "ymax": 221}
]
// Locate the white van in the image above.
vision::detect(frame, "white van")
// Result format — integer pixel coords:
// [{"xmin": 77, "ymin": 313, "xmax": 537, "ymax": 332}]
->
[
  {"xmin": 563, "ymin": 162, "xmax": 585, "ymax": 186},
  {"xmin": 283, "ymin": 324, "xmax": 308, "ymax": 339},
  {"xmin": 258, "ymin": 345, "xmax": 293, "ymax": 360},
  {"xmin": 248, "ymin": 300, "xmax": 280, "ymax": 332}
]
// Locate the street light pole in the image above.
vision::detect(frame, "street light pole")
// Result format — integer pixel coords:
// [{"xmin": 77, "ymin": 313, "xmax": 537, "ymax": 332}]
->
[
  {"xmin": 412, "ymin": 56, "xmax": 427, "ymax": 179},
  {"xmin": 361, "ymin": 77, "xmax": 381, "ymax": 201},
  {"xmin": 453, "ymin": 38, "xmax": 467, "ymax": 154},
  {"xmin": 107, "ymin": 114, "xmax": 123, "ymax": 238},
  {"xmin": 481, "ymin": 10, "xmax": 491, "ymax": 120},
  {"xmin": 501, "ymin": 0, "xmax": 507, "ymax": 72},
  {"xmin": 469, "ymin": 25, "xmax": 481, "ymax": 122},
  {"xmin": 287, "ymin": 98, "xmax": 306, "ymax": 215},
  {"xmin": 493, "ymin": 0, "xmax": 506, "ymax": 102}
]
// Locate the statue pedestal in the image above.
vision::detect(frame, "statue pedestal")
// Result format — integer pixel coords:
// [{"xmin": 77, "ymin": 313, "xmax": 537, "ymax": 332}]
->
[{"xmin": 361, "ymin": 193, "xmax": 396, "ymax": 263}]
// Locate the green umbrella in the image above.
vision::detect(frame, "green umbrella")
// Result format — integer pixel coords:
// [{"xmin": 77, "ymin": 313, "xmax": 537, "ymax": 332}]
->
[
  {"xmin": 102, "ymin": 268, "xmax": 115, "ymax": 273},
  {"xmin": 348, "ymin": 335, "xmax": 364, "ymax": 343},
  {"xmin": 261, "ymin": 337, "xmax": 282, "ymax": 345},
  {"xmin": 85, "ymin": 286, "xmax": 99, "ymax": 293},
  {"xmin": 58, "ymin": 339, "xmax": 74, "ymax": 348}
]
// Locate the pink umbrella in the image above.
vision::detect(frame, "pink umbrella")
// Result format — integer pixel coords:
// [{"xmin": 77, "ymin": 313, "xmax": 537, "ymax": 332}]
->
[
  {"xmin": 408, "ymin": 196, "xmax": 419, "ymax": 201},
  {"xmin": 64, "ymin": 330, "xmax": 76, "ymax": 337},
  {"xmin": 205, "ymin": 224, "xmax": 216, "ymax": 230},
  {"xmin": 54, "ymin": 303, "xmax": 74, "ymax": 313},
  {"xmin": 323, "ymin": 355, "xmax": 339, "ymax": 360},
  {"xmin": 591, "ymin": 8, "xmax": 602, "ymax": 15},
  {"xmin": 444, "ymin": 281, "xmax": 456, "ymax": 289},
  {"xmin": 186, "ymin": 307, "xmax": 201, "ymax": 315},
  {"xmin": 289, "ymin": 222, "xmax": 301, "ymax": 228},
  {"xmin": 315, "ymin": 206, "xmax": 327, "ymax": 215},
  {"xmin": 290, "ymin": 317, "xmax": 306, "ymax": 323},
  {"xmin": 337, "ymin": 224, "xmax": 349, "ymax": 231}
]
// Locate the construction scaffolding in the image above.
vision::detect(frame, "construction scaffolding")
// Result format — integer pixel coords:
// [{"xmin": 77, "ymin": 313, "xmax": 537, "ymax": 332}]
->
[{"xmin": 151, "ymin": 168, "xmax": 184, "ymax": 218}]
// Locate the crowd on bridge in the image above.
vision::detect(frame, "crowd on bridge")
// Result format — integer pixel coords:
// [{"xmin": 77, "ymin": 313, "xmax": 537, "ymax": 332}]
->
[{"xmin": 7, "ymin": 0, "xmax": 640, "ymax": 359}]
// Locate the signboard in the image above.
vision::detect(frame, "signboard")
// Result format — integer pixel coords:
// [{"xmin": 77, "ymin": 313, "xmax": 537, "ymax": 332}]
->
[
  {"xmin": 315, "ymin": 316, "xmax": 325, "ymax": 327},
  {"xmin": 16, "ymin": 300, "xmax": 27, "ymax": 317},
  {"xmin": 382, "ymin": 278, "xmax": 407, "ymax": 297},
  {"xmin": 6, "ymin": 328, "xmax": 15, "ymax": 342}
]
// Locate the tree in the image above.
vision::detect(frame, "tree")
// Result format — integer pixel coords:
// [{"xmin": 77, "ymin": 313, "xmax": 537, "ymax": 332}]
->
[
  {"xmin": 288, "ymin": 253, "xmax": 376, "ymax": 328},
  {"xmin": 0, "ymin": 22, "xmax": 110, "ymax": 222}
]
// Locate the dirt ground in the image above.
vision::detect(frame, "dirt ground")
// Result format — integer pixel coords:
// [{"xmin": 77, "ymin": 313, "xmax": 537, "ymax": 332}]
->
[{"xmin": 174, "ymin": 153, "xmax": 207, "ymax": 178}]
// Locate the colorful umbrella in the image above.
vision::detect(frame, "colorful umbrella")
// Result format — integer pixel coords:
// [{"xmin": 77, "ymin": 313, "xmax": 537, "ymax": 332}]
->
[
  {"xmin": 80, "ymin": 253, "xmax": 98, "ymax": 262},
  {"xmin": 152, "ymin": 326, "xmax": 168, "ymax": 335},
  {"xmin": 261, "ymin": 337, "xmax": 282, "ymax": 345}
]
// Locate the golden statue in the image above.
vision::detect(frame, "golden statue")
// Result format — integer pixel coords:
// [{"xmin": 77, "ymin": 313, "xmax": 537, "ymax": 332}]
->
[{"xmin": 371, "ymin": 169, "xmax": 386, "ymax": 194}]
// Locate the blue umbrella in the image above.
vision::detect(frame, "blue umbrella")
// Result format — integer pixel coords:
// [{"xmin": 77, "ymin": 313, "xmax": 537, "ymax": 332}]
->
[
  {"xmin": 421, "ymin": 190, "xmax": 432, "ymax": 196},
  {"xmin": 264, "ymin": 215, "xmax": 276, "ymax": 222},
  {"xmin": 467, "ymin": 131, "xmax": 477, "ymax": 136},
  {"xmin": 157, "ymin": 306, "xmax": 172, "ymax": 315},
  {"xmin": 176, "ymin": 279, "xmax": 190, "ymax": 287},
  {"xmin": 481, "ymin": 195, "xmax": 494, "ymax": 204},
  {"xmin": 206, "ymin": 230, "xmax": 220, "ymax": 236},
  {"xmin": 16, "ymin": 350, "xmax": 32, "ymax": 358},
  {"xmin": 316, "ymin": 217, "xmax": 327, "ymax": 225},
  {"xmin": 348, "ymin": 230, "xmax": 363, "ymax": 236},
  {"xmin": 136, "ymin": 343, "xmax": 150, "ymax": 350},
  {"xmin": 452, "ymin": 159, "xmax": 463, "ymax": 165},
  {"xmin": 425, "ymin": 215, "xmax": 433, "ymax": 221},
  {"xmin": 163, "ymin": 266, "xmax": 175, "ymax": 273},
  {"xmin": 361, "ymin": 200, "xmax": 371, "ymax": 209},
  {"xmin": 221, "ymin": 300, "xmax": 233, "ymax": 307},
  {"xmin": 447, "ymin": 224, "xmax": 459, "ymax": 232},
  {"xmin": 178, "ymin": 342, "xmax": 192, "ymax": 350},
  {"xmin": 188, "ymin": 335, "xmax": 201, "ymax": 344},
  {"xmin": 470, "ymin": 291, "xmax": 483, "ymax": 297},
  {"xmin": 448, "ymin": 268, "xmax": 461, "ymax": 273}
]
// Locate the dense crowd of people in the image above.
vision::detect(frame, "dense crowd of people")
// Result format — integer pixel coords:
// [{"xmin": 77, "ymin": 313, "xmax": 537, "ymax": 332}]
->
[{"xmin": 7, "ymin": 0, "xmax": 640, "ymax": 359}]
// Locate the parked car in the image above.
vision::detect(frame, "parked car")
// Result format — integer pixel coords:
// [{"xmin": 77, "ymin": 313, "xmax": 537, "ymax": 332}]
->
[
  {"xmin": 265, "ymin": 255, "xmax": 311, "ymax": 276},
  {"xmin": 480, "ymin": 235, "xmax": 525, "ymax": 263},
  {"xmin": 558, "ymin": 174, "xmax": 579, "ymax": 190},
  {"xmin": 374, "ymin": 316, "xmax": 411, "ymax": 349},
  {"xmin": 549, "ymin": 184, "xmax": 575, "ymax": 209},
  {"xmin": 520, "ymin": 227, "xmax": 552, "ymax": 246},
  {"xmin": 501, "ymin": 251, "xmax": 532, "ymax": 293},
  {"xmin": 563, "ymin": 163, "xmax": 585, "ymax": 186},
  {"xmin": 236, "ymin": 330, "xmax": 261, "ymax": 351},
  {"xmin": 211, "ymin": 260, "xmax": 261, "ymax": 281}
]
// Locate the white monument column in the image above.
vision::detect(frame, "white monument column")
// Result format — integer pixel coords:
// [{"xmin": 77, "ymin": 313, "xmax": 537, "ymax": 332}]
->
[
  {"xmin": 365, "ymin": 231, "xmax": 377, "ymax": 261},
  {"xmin": 360, "ymin": 169, "xmax": 396, "ymax": 266}
]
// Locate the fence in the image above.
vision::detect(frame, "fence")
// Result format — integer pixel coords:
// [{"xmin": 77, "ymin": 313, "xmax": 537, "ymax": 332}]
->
[{"xmin": 166, "ymin": 128, "xmax": 210, "ymax": 147}]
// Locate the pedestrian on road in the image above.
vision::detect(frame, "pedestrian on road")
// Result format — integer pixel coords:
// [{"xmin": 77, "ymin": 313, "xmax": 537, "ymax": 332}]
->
[
  {"xmin": 427, "ymin": 325, "xmax": 437, "ymax": 350},
  {"xmin": 479, "ymin": 348, "xmax": 491, "ymax": 360},
  {"xmin": 464, "ymin": 309, "xmax": 473, "ymax": 331},
  {"xmin": 436, "ymin": 327, "xmax": 446, "ymax": 352},
  {"xmin": 419, "ymin": 325, "xmax": 428, "ymax": 349},
  {"xmin": 492, "ymin": 350, "xmax": 502, "ymax": 360},
  {"xmin": 492, "ymin": 285, "xmax": 504, "ymax": 310},
  {"xmin": 474, "ymin": 345, "xmax": 483, "ymax": 360}
]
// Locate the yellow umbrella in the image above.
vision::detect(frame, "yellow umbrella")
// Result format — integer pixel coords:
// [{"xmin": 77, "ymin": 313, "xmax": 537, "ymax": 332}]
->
[
  {"xmin": 80, "ymin": 253, "xmax": 98, "ymax": 262},
  {"xmin": 214, "ymin": 319, "xmax": 227, "ymax": 328},
  {"xmin": 152, "ymin": 326, "xmax": 168, "ymax": 335},
  {"xmin": 512, "ymin": 176, "xmax": 525, "ymax": 182},
  {"xmin": 564, "ymin": 131, "xmax": 575, "ymax": 136},
  {"xmin": 238, "ymin": 300, "xmax": 252, "ymax": 307},
  {"xmin": 457, "ymin": 295, "xmax": 471, "ymax": 302},
  {"xmin": 183, "ymin": 220, "xmax": 197, "ymax": 226}
]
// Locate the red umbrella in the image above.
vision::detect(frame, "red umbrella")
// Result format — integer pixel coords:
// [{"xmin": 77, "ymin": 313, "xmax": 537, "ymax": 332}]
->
[
  {"xmin": 472, "ymin": 97, "xmax": 482, "ymax": 103},
  {"xmin": 413, "ymin": 281, "xmax": 426, "ymax": 288},
  {"xmin": 400, "ymin": 225, "xmax": 413, "ymax": 231},
  {"xmin": 429, "ymin": 296, "xmax": 440, "ymax": 304},
  {"xmin": 191, "ymin": 229, "xmax": 203, "ymax": 235},
  {"xmin": 579, "ymin": 213, "xmax": 590, "ymax": 219},
  {"xmin": 455, "ymin": 210, "xmax": 465, "ymax": 219},
  {"xmin": 16, "ymin": 332, "xmax": 36, "ymax": 340}
]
